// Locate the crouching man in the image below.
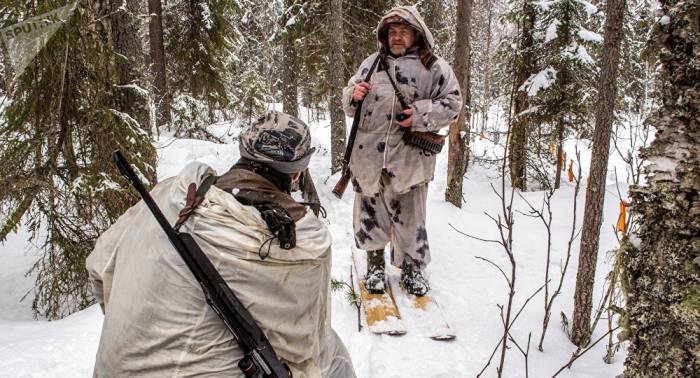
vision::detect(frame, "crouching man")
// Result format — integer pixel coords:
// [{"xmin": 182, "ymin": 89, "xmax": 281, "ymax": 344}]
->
[{"xmin": 86, "ymin": 110, "xmax": 355, "ymax": 377}]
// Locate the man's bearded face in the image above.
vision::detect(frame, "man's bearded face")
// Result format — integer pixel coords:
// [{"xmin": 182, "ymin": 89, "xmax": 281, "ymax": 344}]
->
[{"xmin": 388, "ymin": 24, "xmax": 416, "ymax": 56}]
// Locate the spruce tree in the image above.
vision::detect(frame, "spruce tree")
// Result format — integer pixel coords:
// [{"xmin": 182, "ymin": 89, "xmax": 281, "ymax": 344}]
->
[
  {"xmin": 165, "ymin": 0, "xmax": 240, "ymax": 136},
  {"xmin": 525, "ymin": 0, "xmax": 601, "ymax": 189},
  {"xmin": 0, "ymin": 0, "xmax": 156, "ymax": 319},
  {"xmin": 229, "ymin": 0, "xmax": 278, "ymax": 123}
]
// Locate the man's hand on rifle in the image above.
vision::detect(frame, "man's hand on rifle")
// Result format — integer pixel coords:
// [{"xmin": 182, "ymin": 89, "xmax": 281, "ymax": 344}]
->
[
  {"xmin": 397, "ymin": 108, "xmax": 413, "ymax": 128},
  {"xmin": 352, "ymin": 82, "xmax": 372, "ymax": 102}
]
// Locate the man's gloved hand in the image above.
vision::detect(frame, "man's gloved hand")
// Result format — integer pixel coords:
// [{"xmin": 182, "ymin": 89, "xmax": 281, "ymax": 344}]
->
[
  {"xmin": 352, "ymin": 82, "xmax": 372, "ymax": 102},
  {"xmin": 396, "ymin": 108, "xmax": 413, "ymax": 128}
]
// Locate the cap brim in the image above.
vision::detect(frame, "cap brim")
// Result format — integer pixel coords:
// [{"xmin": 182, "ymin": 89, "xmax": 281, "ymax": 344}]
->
[{"xmin": 266, "ymin": 146, "xmax": 316, "ymax": 174}]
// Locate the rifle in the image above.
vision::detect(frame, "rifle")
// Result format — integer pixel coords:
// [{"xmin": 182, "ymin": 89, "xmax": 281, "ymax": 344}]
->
[
  {"xmin": 332, "ymin": 54, "xmax": 382, "ymax": 199},
  {"xmin": 112, "ymin": 150, "xmax": 289, "ymax": 378}
]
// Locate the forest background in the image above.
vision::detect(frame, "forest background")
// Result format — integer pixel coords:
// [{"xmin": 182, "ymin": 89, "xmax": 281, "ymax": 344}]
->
[{"xmin": 0, "ymin": 0, "xmax": 697, "ymax": 376}]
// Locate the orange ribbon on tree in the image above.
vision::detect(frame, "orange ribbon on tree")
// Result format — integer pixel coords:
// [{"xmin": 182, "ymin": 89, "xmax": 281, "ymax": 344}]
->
[
  {"xmin": 617, "ymin": 200, "xmax": 630, "ymax": 233},
  {"xmin": 567, "ymin": 160, "xmax": 575, "ymax": 182}
]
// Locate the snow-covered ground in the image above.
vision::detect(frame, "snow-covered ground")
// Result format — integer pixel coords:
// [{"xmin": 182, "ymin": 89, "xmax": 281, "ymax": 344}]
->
[{"xmin": 0, "ymin": 110, "xmax": 628, "ymax": 377}]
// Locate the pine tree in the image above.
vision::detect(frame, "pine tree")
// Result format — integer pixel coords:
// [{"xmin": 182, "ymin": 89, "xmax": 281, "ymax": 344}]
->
[
  {"xmin": 620, "ymin": 0, "xmax": 699, "ymax": 374},
  {"xmin": 0, "ymin": 0, "xmax": 156, "ymax": 319},
  {"xmin": 570, "ymin": 0, "xmax": 626, "ymax": 347},
  {"xmin": 328, "ymin": 0, "xmax": 346, "ymax": 173},
  {"xmin": 445, "ymin": 0, "xmax": 472, "ymax": 207}
]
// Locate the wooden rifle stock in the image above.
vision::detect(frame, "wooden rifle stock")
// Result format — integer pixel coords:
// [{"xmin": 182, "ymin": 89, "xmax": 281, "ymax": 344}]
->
[
  {"xmin": 332, "ymin": 169, "xmax": 352, "ymax": 199},
  {"xmin": 332, "ymin": 54, "xmax": 382, "ymax": 199}
]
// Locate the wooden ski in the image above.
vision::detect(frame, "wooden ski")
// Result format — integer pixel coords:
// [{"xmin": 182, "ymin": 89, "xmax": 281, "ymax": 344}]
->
[
  {"xmin": 351, "ymin": 249, "xmax": 406, "ymax": 336},
  {"xmin": 390, "ymin": 271, "xmax": 456, "ymax": 341}
]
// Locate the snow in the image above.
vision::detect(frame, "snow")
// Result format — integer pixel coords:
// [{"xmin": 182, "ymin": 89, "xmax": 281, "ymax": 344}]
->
[
  {"xmin": 0, "ymin": 108, "xmax": 630, "ymax": 377},
  {"xmin": 534, "ymin": 0, "xmax": 557, "ymax": 11},
  {"xmin": 578, "ymin": 28, "xmax": 603, "ymax": 43},
  {"xmin": 285, "ymin": 14, "xmax": 297, "ymax": 28},
  {"xmin": 520, "ymin": 67, "xmax": 558, "ymax": 96},
  {"xmin": 115, "ymin": 83, "xmax": 149, "ymax": 97},
  {"xmin": 568, "ymin": 43, "xmax": 596, "ymax": 65},
  {"xmin": 0, "ymin": 227, "xmax": 39, "ymax": 321},
  {"xmin": 108, "ymin": 109, "xmax": 146, "ymax": 135},
  {"xmin": 200, "ymin": 3, "xmax": 213, "ymax": 30},
  {"xmin": 577, "ymin": 0, "xmax": 599, "ymax": 17},
  {"xmin": 647, "ymin": 155, "xmax": 678, "ymax": 176},
  {"xmin": 545, "ymin": 19, "xmax": 561, "ymax": 43}
]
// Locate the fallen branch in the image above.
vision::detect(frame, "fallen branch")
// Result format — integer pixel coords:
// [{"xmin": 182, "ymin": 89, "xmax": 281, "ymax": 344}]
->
[{"xmin": 551, "ymin": 326, "xmax": 620, "ymax": 377}]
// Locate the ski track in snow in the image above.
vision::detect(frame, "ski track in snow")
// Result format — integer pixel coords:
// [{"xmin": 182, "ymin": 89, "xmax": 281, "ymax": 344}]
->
[{"xmin": 0, "ymin": 111, "xmax": 626, "ymax": 377}]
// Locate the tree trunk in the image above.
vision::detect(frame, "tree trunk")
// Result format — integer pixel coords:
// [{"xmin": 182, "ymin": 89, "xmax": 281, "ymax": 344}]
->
[
  {"xmin": 621, "ymin": 0, "xmax": 699, "ymax": 375},
  {"xmin": 508, "ymin": 0, "xmax": 534, "ymax": 191},
  {"xmin": 480, "ymin": 0, "xmax": 493, "ymax": 133},
  {"xmin": 328, "ymin": 0, "xmax": 345, "ymax": 173},
  {"xmin": 281, "ymin": 0, "xmax": 298, "ymax": 118},
  {"xmin": 110, "ymin": 0, "xmax": 148, "ymax": 132},
  {"xmin": 570, "ymin": 0, "xmax": 626, "ymax": 347},
  {"xmin": 445, "ymin": 0, "xmax": 472, "ymax": 208},
  {"xmin": 147, "ymin": 0, "xmax": 171, "ymax": 130},
  {"xmin": 553, "ymin": 124, "xmax": 563, "ymax": 189},
  {"xmin": 1, "ymin": 39, "xmax": 14, "ymax": 94},
  {"xmin": 186, "ymin": 0, "xmax": 204, "ymax": 97}
]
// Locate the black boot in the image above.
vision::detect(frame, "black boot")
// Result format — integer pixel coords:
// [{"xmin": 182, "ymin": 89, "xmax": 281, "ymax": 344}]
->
[
  {"xmin": 401, "ymin": 258, "xmax": 429, "ymax": 296},
  {"xmin": 364, "ymin": 249, "xmax": 386, "ymax": 294}
]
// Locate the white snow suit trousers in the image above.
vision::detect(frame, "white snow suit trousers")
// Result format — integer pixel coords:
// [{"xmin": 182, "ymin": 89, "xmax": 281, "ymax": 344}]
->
[{"xmin": 353, "ymin": 171, "xmax": 430, "ymax": 268}]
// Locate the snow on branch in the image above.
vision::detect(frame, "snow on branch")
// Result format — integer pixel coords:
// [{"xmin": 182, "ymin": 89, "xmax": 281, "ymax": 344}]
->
[
  {"xmin": 576, "ymin": 0, "xmax": 599, "ymax": 17},
  {"xmin": 577, "ymin": 27, "xmax": 603, "ymax": 43},
  {"xmin": 565, "ymin": 43, "xmax": 596, "ymax": 65},
  {"xmin": 545, "ymin": 19, "xmax": 561, "ymax": 43},
  {"xmin": 519, "ymin": 67, "xmax": 558, "ymax": 97}
]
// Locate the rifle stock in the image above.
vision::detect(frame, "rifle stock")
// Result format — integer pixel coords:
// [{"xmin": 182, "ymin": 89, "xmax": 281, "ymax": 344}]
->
[{"xmin": 332, "ymin": 169, "xmax": 351, "ymax": 199}]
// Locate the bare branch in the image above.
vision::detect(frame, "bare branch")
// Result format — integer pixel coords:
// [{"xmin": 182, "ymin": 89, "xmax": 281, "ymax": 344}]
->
[
  {"xmin": 551, "ymin": 327, "xmax": 620, "ymax": 377},
  {"xmin": 476, "ymin": 256, "xmax": 511, "ymax": 287},
  {"xmin": 449, "ymin": 223, "xmax": 503, "ymax": 245}
]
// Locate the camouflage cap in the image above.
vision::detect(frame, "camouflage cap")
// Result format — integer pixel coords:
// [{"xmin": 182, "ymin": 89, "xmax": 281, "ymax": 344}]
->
[{"xmin": 238, "ymin": 110, "xmax": 316, "ymax": 174}]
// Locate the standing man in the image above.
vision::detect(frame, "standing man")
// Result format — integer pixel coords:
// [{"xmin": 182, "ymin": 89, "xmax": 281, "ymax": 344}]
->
[
  {"xmin": 87, "ymin": 111, "xmax": 355, "ymax": 377},
  {"xmin": 342, "ymin": 6, "xmax": 462, "ymax": 296}
]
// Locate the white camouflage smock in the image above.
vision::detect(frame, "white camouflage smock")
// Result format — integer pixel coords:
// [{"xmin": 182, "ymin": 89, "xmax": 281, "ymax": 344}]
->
[
  {"xmin": 86, "ymin": 162, "xmax": 355, "ymax": 378},
  {"xmin": 341, "ymin": 6, "xmax": 462, "ymax": 196}
]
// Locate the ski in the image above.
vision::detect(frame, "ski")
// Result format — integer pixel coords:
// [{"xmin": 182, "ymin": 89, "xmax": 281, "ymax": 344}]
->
[
  {"xmin": 388, "ymin": 270, "xmax": 456, "ymax": 341},
  {"xmin": 351, "ymin": 249, "xmax": 406, "ymax": 336}
]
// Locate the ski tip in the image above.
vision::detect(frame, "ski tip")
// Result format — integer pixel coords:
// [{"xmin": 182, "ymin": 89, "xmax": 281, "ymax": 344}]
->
[{"xmin": 430, "ymin": 334, "xmax": 456, "ymax": 341}]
